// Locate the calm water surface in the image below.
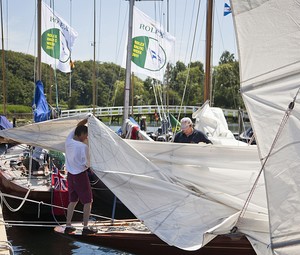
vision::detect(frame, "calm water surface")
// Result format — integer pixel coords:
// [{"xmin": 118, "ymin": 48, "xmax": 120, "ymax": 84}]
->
[{"xmin": 6, "ymin": 223, "xmax": 134, "ymax": 255}]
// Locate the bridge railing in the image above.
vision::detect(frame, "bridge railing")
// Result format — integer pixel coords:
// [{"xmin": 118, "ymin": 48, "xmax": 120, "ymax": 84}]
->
[
  {"xmin": 61, "ymin": 105, "xmax": 199, "ymax": 118},
  {"xmin": 61, "ymin": 105, "xmax": 246, "ymax": 119}
]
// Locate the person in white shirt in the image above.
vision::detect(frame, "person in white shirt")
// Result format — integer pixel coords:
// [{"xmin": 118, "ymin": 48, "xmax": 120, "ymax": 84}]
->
[{"xmin": 64, "ymin": 119, "xmax": 97, "ymax": 235}]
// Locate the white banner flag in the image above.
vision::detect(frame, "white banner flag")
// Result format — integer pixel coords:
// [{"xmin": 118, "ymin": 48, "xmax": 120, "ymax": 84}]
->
[
  {"xmin": 123, "ymin": 7, "xmax": 175, "ymax": 81},
  {"xmin": 41, "ymin": 2, "xmax": 78, "ymax": 73}
]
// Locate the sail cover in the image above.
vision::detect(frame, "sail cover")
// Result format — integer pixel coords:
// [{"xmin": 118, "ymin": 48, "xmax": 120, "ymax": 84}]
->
[
  {"xmin": 33, "ymin": 80, "xmax": 52, "ymax": 123},
  {"xmin": 231, "ymin": 0, "xmax": 300, "ymax": 254}
]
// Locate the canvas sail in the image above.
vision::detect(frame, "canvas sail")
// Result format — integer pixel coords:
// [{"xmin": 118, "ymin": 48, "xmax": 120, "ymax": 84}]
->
[
  {"xmin": 0, "ymin": 114, "xmax": 90, "ymax": 151},
  {"xmin": 231, "ymin": 0, "xmax": 300, "ymax": 254},
  {"xmin": 86, "ymin": 116, "xmax": 269, "ymax": 252},
  {"xmin": 0, "ymin": 114, "xmax": 269, "ymax": 252}
]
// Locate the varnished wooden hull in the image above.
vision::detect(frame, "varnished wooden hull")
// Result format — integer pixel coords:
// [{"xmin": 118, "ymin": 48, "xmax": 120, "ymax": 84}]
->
[
  {"xmin": 54, "ymin": 220, "xmax": 256, "ymax": 255},
  {"xmin": 0, "ymin": 169, "xmax": 134, "ymax": 220}
]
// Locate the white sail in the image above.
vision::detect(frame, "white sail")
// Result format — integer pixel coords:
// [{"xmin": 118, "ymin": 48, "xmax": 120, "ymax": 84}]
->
[
  {"xmin": 0, "ymin": 114, "xmax": 269, "ymax": 253},
  {"xmin": 231, "ymin": 0, "xmax": 300, "ymax": 254},
  {"xmin": 192, "ymin": 101, "xmax": 247, "ymax": 145},
  {"xmin": 87, "ymin": 116, "xmax": 269, "ymax": 251},
  {"xmin": 0, "ymin": 114, "xmax": 90, "ymax": 152}
]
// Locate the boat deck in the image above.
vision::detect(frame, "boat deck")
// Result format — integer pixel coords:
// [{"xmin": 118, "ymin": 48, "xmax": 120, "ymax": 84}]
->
[{"xmin": 0, "ymin": 144, "xmax": 51, "ymax": 192}]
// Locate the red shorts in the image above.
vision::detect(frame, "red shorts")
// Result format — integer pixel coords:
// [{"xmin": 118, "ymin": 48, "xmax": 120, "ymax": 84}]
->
[{"xmin": 67, "ymin": 171, "xmax": 93, "ymax": 204}]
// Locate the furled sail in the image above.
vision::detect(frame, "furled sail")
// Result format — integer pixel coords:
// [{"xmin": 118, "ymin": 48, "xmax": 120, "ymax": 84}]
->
[
  {"xmin": 33, "ymin": 80, "xmax": 52, "ymax": 123},
  {"xmin": 231, "ymin": 1, "xmax": 300, "ymax": 254}
]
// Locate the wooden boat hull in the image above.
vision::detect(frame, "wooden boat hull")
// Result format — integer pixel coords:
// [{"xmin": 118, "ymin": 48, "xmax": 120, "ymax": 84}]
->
[
  {"xmin": 70, "ymin": 233, "xmax": 255, "ymax": 255},
  {"xmin": 0, "ymin": 169, "xmax": 64, "ymax": 220},
  {"xmin": 54, "ymin": 220, "xmax": 256, "ymax": 255},
  {"xmin": 0, "ymin": 168, "xmax": 134, "ymax": 221}
]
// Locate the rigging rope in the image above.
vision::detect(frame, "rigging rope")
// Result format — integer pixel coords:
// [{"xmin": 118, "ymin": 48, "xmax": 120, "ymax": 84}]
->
[
  {"xmin": 177, "ymin": 0, "xmax": 201, "ymax": 122},
  {"xmin": 0, "ymin": 192, "xmax": 112, "ymax": 221},
  {"xmin": 238, "ymin": 87, "xmax": 300, "ymax": 220},
  {"xmin": 0, "ymin": 188, "xmax": 31, "ymax": 213},
  {"xmin": 0, "ymin": 239, "xmax": 14, "ymax": 255}
]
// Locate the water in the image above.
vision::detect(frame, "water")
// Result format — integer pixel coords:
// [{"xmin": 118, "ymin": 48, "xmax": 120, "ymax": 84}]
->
[{"xmin": 5, "ymin": 220, "xmax": 134, "ymax": 255}]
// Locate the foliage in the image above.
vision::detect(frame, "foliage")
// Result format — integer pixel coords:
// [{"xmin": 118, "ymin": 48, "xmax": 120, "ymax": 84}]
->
[
  {"xmin": 212, "ymin": 51, "xmax": 243, "ymax": 109},
  {"xmin": 0, "ymin": 50, "xmax": 244, "ymax": 115},
  {"xmin": 0, "ymin": 104, "xmax": 32, "ymax": 114},
  {"xmin": 68, "ymin": 90, "xmax": 79, "ymax": 109}
]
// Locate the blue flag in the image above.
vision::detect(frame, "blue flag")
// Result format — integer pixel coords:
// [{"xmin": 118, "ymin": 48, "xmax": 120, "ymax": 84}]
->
[{"xmin": 224, "ymin": 3, "xmax": 232, "ymax": 16}]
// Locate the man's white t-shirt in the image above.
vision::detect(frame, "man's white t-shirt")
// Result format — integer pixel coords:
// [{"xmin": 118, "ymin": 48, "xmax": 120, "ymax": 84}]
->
[{"xmin": 65, "ymin": 129, "xmax": 90, "ymax": 175}]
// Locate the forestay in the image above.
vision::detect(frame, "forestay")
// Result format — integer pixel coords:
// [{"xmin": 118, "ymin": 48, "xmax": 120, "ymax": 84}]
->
[{"xmin": 231, "ymin": 1, "xmax": 300, "ymax": 254}]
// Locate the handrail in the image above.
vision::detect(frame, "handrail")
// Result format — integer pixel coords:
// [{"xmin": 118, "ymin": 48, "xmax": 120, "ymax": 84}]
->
[{"xmin": 60, "ymin": 105, "xmax": 246, "ymax": 119}]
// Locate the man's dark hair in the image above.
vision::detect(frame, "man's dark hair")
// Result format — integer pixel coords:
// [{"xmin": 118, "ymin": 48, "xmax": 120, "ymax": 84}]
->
[{"xmin": 75, "ymin": 125, "xmax": 88, "ymax": 136}]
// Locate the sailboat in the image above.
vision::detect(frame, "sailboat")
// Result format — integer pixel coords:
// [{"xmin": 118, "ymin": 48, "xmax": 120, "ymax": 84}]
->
[
  {"xmin": 3, "ymin": 0, "xmax": 292, "ymax": 255},
  {"xmin": 0, "ymin": 1, "xmax": 134, "ymax": 221},
  {"xmin": 0, "ymin": 0, "xmax": 70, "ymax": 220},
  {"xmin": 0, "ymin": 2, "xmax": 263, "ymax": 255},
  {"xmin": 72, "ymin": 1, "xmax": 300, "ymax": 254},
  {"xmin": 0, "ymin": 112, "xmax": 261, "ymax": 253},
  {"xmin": 59, "ymin": 0, "xmax": 300, "ymax": 254}
]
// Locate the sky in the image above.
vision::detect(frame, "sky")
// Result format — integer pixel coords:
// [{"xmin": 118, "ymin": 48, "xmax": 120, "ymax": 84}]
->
[{"xmin": 2, "ymin": 0, "xmax": 237, "ymax": 69}]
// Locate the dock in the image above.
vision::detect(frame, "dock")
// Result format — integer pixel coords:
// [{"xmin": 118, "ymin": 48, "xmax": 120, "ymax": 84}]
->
[{"xmin": 0, "ymin": 205, "xmax": 11, "ymax": 255}]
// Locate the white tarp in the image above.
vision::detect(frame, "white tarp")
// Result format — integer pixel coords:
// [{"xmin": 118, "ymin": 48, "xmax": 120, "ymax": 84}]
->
[{"xmin": 231, "ymin": 0, "xmax": 300, "ymax": 254}]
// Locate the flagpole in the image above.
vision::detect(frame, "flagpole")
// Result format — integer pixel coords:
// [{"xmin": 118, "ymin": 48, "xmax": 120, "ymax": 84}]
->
[
  {"xmin": 37, "ymin": 0, "xmax": 42, "ymax": 82},
  {"xmin": 122, "ymin": 0, "xmax": 135, "ymax": 132},
  {"xmin": 204, "ymin": 0, "xmax": 214, "ymax": 104},
  {"xmin": 69, "ymin": 0, "xmax": 73, "ymax": 98},
  {"xmin": 92, "ymin": 0, "xmax": 96, "ymax": 115}
]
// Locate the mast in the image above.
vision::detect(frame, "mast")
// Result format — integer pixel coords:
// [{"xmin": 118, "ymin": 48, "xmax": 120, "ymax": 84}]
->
[
  {"xmin": 0, "ymin": 0, "xmax": 6, "ymax": 115},
  {"xmin": 122, "ymin": 0, "xmax": 135, "ymax": 128},
  {"xmin": 166, "ymin": 0, "xmax": 170, "ymax": 112},
  {"xmin": 37, "ymin": 0, "xmax": 42, "ymax": 81},
  {"xmin": 203, "ymin": 0, "xmax": 214, "ymax": 104},
  {"xmin": 92, "ymin": 0, "xmax": 96, "ymax": 115}
]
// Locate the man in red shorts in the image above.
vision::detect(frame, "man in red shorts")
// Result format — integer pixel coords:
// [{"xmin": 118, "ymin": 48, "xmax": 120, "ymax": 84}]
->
[{"xmin": 64, "ymin": 119, "xmax": 97, "ymax": 235}]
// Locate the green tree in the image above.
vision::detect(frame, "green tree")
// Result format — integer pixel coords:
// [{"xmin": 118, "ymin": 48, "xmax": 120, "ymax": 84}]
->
[
  {"xmin": 0, "ymin": 49, "xmax": 243, "ymax": 113},
  {"xmin": 68, "ymin": 90, "xmax": 79, "ymax": 109},
  {"xmin": 213, "ymin": 51, "xmax": 243, "ymax": 109}
]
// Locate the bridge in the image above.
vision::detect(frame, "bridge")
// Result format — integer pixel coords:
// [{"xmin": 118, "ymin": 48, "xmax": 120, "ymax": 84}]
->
[{"xmin": 61, "ymin": 105, "xmax": 247, "ymax": 122}]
